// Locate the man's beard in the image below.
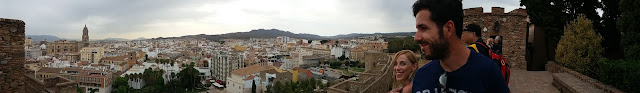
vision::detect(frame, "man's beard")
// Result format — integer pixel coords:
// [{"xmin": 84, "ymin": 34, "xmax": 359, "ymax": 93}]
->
[{"xmin": 420, "ymin": 29, "xmax": 450, "ymax": 60}]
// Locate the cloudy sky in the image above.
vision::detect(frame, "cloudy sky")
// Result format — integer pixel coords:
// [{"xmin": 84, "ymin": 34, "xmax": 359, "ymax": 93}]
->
[{"xmin": 0, "ymin": 0, "xmax": 522, "ymax": 40}]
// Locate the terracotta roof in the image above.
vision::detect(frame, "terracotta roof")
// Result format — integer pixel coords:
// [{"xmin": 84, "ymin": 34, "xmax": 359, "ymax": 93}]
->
[
  {"xmin": 243, "ymin": 75, "xmax": 256, "ymax": 80},
  {"xmin": 231, "ymin": 65, "xmax": 275, "ymax": 76},
  {"xmin": 38, "ymin": 67, "xmax": 111, "ymax": 77},
  {"xmin": 101, "ymin": 56, "xmax": 128, "ymax": 61},
  {"xmin": 293, "ymin": 67, "xmax": 312, "ymax": 78},
  {"xmin": 38, "ymin": 67, "xmax": 63, "ymax": 73},
  {"xmin": 273, "ymin": 62, "xmax": 283, "ymax": 68}
]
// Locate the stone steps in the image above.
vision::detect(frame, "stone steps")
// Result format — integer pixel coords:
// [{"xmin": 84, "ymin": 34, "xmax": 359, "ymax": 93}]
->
[{"xmin": 552, "ymin": 73, "xmax": 604, "ymax": 93}]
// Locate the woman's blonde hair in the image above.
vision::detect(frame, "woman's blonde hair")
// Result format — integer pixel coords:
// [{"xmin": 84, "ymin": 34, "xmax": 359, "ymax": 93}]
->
[{"xmin": 391, "ymin": 50, "xmax": 419, "ymax": 88}]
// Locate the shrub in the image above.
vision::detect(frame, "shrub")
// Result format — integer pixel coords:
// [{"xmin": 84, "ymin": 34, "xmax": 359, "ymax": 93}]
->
[
  {"xmin": 590, "ymin": 58, "xmax": 640, "ymax": 93},
  {"xmin": 555, "ymin": 14, "xmax": 603, "ymax": 73}
]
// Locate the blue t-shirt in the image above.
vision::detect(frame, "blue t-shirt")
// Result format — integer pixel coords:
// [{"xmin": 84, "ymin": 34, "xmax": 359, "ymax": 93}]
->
[{"xmin": 411, "ymin": 49, "xmax": 509, "ymax": 93}]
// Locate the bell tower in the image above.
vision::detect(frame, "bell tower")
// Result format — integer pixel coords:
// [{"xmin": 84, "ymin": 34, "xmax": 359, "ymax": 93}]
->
[{"xmin": 82, "ymin": 24, "xmax": 89, "ymax": 47}]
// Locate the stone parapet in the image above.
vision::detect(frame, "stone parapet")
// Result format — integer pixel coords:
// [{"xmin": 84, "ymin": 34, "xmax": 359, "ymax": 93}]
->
[
  {"xmin": 0, "ymin": 18, "xmax": 26, "ymax": 92},
  {"xmin": 546, "ymin": 61, "xmax": 624, "ymax": 93}
]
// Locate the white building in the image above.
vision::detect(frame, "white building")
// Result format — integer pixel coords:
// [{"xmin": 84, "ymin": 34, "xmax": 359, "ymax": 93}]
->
[
  {"xmin": 80, "ymin": 47, "xmax": 105, "ymax": 64},
  {"xmin": 330, "ymin": 45, "xmax": 350, "ymax": 58},
  {"xmin": 226, "ymin": 65, "xmax": 274, "ymax": 93},
  {"xmin": 122, "ymin": 65, "xmax": 146, "ymax": 89},
  {"xmin": 25, "ymin": 48, "xmax": 42, "ymax": 59},
  {"xmin": 211, "ymin": 52, "xmax": 245, "ymax": 82},
  {"xmin": 277, "ymin": 36, "xmax": 290, "ymax": 44}
]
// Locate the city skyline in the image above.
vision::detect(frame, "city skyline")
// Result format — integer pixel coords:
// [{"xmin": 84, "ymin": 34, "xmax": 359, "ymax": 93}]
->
[{"xmin": 1, "ymin": 0, "xmax": 522, "ymax": 40}]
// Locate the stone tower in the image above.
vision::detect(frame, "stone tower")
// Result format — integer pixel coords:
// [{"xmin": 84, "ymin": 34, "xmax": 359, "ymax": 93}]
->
[
  {"xmin": 0, "ymin": 18, "xmax": 26, "ymax": 92},
  {"xmin": 82, "ymin": 24, "xmax": 89, "ymax": 47}
]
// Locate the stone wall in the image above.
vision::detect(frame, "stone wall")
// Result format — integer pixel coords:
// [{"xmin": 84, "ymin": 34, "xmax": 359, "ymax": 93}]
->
[
  {"xmin": 0, "ymin": 18, "xmax": 26, "ymax": 92},
  {"xmin": 463, "ymin": 7, "xmax": 528, "ymax": 69},
  {"xmin": 328, "ymin": 53, "xmax": 392, "ymax": 93},
  {"xmin": 546, "ymin": 61, "xmax": 623, "ymax": 93},
  {"xmin": 24, "ymin": 73, "xmax": 78, "ymax": 93}
]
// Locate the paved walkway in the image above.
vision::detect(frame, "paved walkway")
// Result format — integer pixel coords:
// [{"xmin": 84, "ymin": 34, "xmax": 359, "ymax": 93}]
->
[{"xmin": 508, "ymin": 69, "xmax": 560, "ymax": 93}]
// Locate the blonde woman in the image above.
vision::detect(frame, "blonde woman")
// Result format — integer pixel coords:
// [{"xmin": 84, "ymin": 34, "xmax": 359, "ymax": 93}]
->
[{"xmin": 389, "ymin": 50, "xmax": 419, "ymax": 93}]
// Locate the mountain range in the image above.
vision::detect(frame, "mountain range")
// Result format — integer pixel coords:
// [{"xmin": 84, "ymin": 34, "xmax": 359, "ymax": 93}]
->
[
  {"xmin": 162, "ymin": 29, "xmax": 415, "ymax": 41},
  {"xmin": 27, "ymin": 29, "xmax": 415, "ymax": 42}
]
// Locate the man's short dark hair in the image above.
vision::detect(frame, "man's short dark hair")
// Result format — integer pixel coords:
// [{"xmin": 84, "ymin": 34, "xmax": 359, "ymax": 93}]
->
[
  {"xmin": 412, "ymin": 0, "xmax": 464, "ymax": 37},
  {"xmin": 464, "ymin": 24, "xmax": 482, "ymax": 37}
]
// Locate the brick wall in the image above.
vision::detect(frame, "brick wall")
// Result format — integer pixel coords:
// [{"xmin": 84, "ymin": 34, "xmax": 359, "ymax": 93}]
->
[
  {"xmin": 0, "ymin": 18, "xmax": 26, "ymax": 92},
  {"xmin": 463, "ymin": 7, "xmax": 528, "ymax": 69}
]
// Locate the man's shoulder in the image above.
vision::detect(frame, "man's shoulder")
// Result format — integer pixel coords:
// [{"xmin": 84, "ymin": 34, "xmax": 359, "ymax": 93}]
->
[
  {"xmin": 416, "ymin": 60, "xmax": 442, "ymax": 75},
  {"xmin": 418, "ymin": 60, "xmax": 440, "ymax": 70},
  {"xmin": 468, "ymin": 51, "xmax": 496, "ymax": 67}
]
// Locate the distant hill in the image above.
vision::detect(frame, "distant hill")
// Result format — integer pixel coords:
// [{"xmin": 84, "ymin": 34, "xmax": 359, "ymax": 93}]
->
[
  {"xmin": 101, "ymin": 38, "xmax": 130, "ymax": 42},
  {"xmin": 26, "ymin": 35, "xmax": 60, "ymax": 42},
  {"xmin": 327, "ymin": 32, "xmax": 416, "ymax": 39},
  {"xmin": 158, "ymin": 29, "xmax": 415, "ymax": 41},
  {"xmin": 169, "ymin": 29, "xmax": 327, "ymax": 41},
  {"xmin": 133, "ymin": 37, "xmax": 147, "ymax": 41}
]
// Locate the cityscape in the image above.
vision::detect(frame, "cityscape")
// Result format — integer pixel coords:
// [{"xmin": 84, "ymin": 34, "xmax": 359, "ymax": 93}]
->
[{"xmin": 2, "ymin": 0, "xmax": 640, "ymax": 93}]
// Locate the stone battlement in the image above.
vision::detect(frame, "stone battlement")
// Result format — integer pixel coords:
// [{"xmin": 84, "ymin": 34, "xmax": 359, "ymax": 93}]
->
[
  {"xmin": 0, "ymin": 18, "xmax": 26, "ymax": 92},
  {"xmin": 464, "ymin": 7, "xmax": 527, "ymax": 16}
]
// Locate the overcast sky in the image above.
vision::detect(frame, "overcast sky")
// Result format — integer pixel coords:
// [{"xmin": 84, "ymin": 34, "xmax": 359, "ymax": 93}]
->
[{"xmin": 0, "ymin": 0, "xmax": 522, "ymax": 39}]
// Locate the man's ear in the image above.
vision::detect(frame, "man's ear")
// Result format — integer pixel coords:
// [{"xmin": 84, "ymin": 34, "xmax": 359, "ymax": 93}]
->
[{"xmin": 443, "ymin": 20, "xmax": 455, "ymax": 38}]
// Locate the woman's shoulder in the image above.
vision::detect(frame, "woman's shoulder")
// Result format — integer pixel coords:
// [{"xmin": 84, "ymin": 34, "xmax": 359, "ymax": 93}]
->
[{"xmin": 402, "ymin": 83, "xmax": 413, "ymax": 93}]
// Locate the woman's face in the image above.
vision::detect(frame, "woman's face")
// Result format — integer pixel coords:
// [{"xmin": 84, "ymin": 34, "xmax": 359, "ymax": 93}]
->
[{"xmin": 394, "ymin": 54, "xmax": 415, "ymax": 81}]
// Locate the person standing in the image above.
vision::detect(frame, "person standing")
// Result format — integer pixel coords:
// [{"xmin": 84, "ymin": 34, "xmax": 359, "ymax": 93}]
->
[
  {"xmin": 389, "ymin": 50, "xmax": 419, "ymax": 93},
  {"xmin": 462, "ymin": 24, "xmax": 491, "ymax": 57},
  {"xmin": 410, "ymin": 0, "xmax": 510, "ymax": 92}
]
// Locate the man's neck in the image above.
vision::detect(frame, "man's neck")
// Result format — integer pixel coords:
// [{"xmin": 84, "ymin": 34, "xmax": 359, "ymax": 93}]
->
[
  {"xmin": 440, "ymin": 41, "xmax": 471, "ymax": 72},
  {"xmin": 473, "ymin": 37, "xmax": 481, "ymax": 42}
]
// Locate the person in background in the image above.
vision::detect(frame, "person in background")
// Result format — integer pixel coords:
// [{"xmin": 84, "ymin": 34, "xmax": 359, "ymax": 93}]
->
[
  {"xmin": 410, "ymin": 0, "xmax": 509, "ymax": 92},
  {"xmin": 462, "ymin": 24, "xmax": 491, "ymax": 57},
  {"xmin": 493, "ymin": 36, "xmax": 503, "ymax": 55},
  {"xmin": 389, "ymin": 50, "xmax": 419, "ymax": 93},
  {"xmin": 486, "ymin": 38, "xmax": 494, "ymax": 49}
]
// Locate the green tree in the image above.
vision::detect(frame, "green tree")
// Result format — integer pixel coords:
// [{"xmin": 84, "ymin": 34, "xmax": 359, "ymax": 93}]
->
[
  {"xmin": 338, "ymin": 55, "xmax": 347, "ymax": 61},
  {"xmin": 265, "ymin": 85, "xmax": 273, "ymax": 93},
  {"xmin": 618, "ymin": 0, "xmax": 640, "ymax": 59},
  {"xmin": 165, "ymin": 79, "xmax": 183, "ymax": 93},
  {"xmin": 601, "ymin": 0, "xmax": 623, "ymax": 59},
  {"xmin": 556, "ymin": 14, "xmax": 603, "ymax": 73},
  {"xmin": 114, "ymin": 85, "xmax": 132, "ymax": 93},
  {"xmin": 178, "ymin": 62, "xmax": 201, "ymax": 91},
  {"xmin": 320, "ymin": 40, "xmax": 329, "ymax": 44},
  {"xmin": 142, "ymin": 68, "xmax": 165, "ymax": 89},
  {"xmin": 112, "ymin": 77, "xmax": 131, "ymax": 93},
  {"xmin": 387, "ymin": 37, "xmax": 420, "ymax": 53},
  {"xmin": 88, "ymin": 88, "xmax": 98, "ymax": 93},
  {"xmin": 307, "ymin": 40, "xmax": 312, "ymax": 43},
  {"xmin": 521, "ymin": 0, "xmax": 625, "ymax": 59},
  {"xmin": 274, "ymin": 81, "xmax": 283, "ymax": 92},
  {"xmin": 252, "ymin": 80, "xmax": 257, "ymax": 93},
  {"xmin": 77, "ymin": 86, "xmax": 84, "ymax": 93}
]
